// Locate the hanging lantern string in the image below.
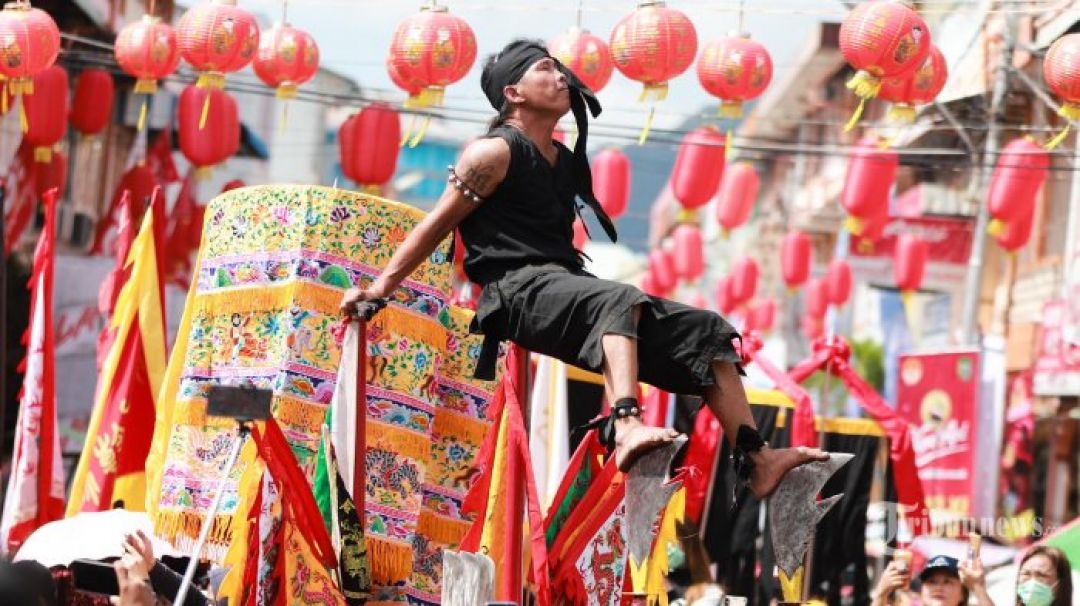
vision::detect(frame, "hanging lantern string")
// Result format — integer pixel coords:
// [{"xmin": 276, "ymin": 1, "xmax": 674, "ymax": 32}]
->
[
  {"xmin": 738, "ymin": 0, "xmax": 746, "ymax": 34},
  {"xmin": 282, "ymin": 0, "xmax": 288, "ymax": 24},
  {"xmin": 576, "ymin": 0, "xmax": 583, "ymax": 28}
]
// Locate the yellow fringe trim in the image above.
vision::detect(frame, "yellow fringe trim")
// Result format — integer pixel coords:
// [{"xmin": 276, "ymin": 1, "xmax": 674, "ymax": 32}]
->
[
  {"xmin": 987, "ymin": 218, "xmax": 1005, "ymax": 237},
  {"xmin": 675, "ymin": 208, "xmax": 699, "ymax": 224},
  {"xmin": 638, "ymin": 105, "xmax": 656, "ymax": 146},
  {"xmin": 888, "ymin": 104, "xmax": 917, "ymax": 124},
  {"xmin": 276, "ymin": 83, "xmax": 297, "ymax": 100},
  {"xmin": 718, "ymin": 100, "xmax": 743, "ymax": 119},
  {"xmin": 408, "ymin": 116, "xmax": 431, "ymax": 148},
  {"xmin": 155, "ymin": 510, "xmax": 235, "ymax": 555},
  {"xmin": 400, "ymin": 114, "xmax": 417, "ymax": 148},
  {"xmin": 134, "ymin": 79, "xmax": 157, "ymax": 95},
  {"xmin": 844, "ymin": 71, "xmax": 881, "ymax": 132},
  {"xmin": 137, "ymin": 98, "xmax": 149, "ymax": 132},
  {"xmin": 191, "ymin": 266, "xmax": 445, "ymax": 349},
  {"xmin": 367, "ymin": 537, "xmax": 414, "ymax": 585},
  {"xmin": 196, "ymin": 72, "xmax": 226, "ymax": 90},
  {"xmin": 417, "ymin": 511, "xmax": 470, "ymax": 547},
  {"xmin": 844, "ymin": 215, "xmax": 864, "ymax": 236},
  {"xmin": 1044, "ymin": 123, "xmax": 1071, "ymax": 150}
]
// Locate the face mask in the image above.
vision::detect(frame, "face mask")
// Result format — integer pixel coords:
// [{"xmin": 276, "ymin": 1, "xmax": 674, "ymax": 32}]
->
[{"xmin": 1017, "ymin": 579, "xmax": 1055, "ymax": 606}]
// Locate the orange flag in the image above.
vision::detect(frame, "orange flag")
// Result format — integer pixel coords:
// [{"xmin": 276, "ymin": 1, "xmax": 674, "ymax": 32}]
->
[
  {"xmin": 67, "ymin": 188, "xmax": 168, "ymax": 514},
  {"xmin": 0, "ymin": 189, "xmax": 65, "ymax": 553}
]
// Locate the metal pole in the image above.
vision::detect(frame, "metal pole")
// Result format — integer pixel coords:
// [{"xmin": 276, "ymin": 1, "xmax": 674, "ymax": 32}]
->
[{"xmin": 959, "ymin": 0, "xmax": 1018, "ymax": 344}]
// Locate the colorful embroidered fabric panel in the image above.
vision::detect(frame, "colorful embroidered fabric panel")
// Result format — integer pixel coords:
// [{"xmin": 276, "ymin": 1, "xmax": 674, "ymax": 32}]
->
[{"xmin": 147, "ymin": 185, "xmax": 496, "ymax": 601}]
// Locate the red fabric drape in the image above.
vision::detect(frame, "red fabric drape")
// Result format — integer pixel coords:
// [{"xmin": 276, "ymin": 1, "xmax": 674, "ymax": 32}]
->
[{"xmin": 787, "ymin": 336, "xmax": 930, "ymax": 534}]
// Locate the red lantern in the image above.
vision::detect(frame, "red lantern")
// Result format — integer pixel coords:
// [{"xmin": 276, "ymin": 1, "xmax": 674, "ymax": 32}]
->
[
  {"xmin": 177, "ymin": 2, "xmax": 260, "ymax": 86},
  {"xmin": 715, "ymin": 275, "xmax": 737, "ymax": 315},
  {"xmin": 1044, "ymin": 33, "xmax": 1080, "ymax": 122},
  {"xmin": 995, "ymin": 203, "xmax": 1034, "ymax": 253},
  {"xmin": 649, "ymin": 248, "xmax": 677, "ymax": 294},
  {"xmin": 115, "ymin": 15, "xmax": 181, "ymax": 131},
  {"xmin": 802, "ymin": 314, "xmax": 824, "ymax": 340},
  {"xmin": 672, "ymin": 126, "xmax": 727, "ymax": 210},
  {"xmin": 641, "ymin": 271, "xmax": 662, "ymax": 298},
  {"xmin": 987, "ymin": 138, "xmax": 1048, "ymax": 236},
  {"xmin": 825, "ymin": 259, "xmax": 853, "ymax": 306},
  {"xmin": 715, "ymin": 162, "xmax": 759, "ymax": 233},
  {"xmin": 115, "ymin": 16, "xmax": 180, "ymax": 94},
  {"xmin": 592, "ymin": 149, "xmax": 630, "ymax": 219},
  {"xmin": 842, "ymin": 136, "xmax": 898, "ymax": 234},
  {"xmin": 386, "ymin": 56, "xmax": 424, "ymax": 100},
  {"xmin": 894, "ymin": 233, "xmax": 927, "ymax": 293},
  {"xmin": 178, "ymin": 85, "xmax": 239, "ymax": 171},
  {"xmin": 747, "ymin": 298, "xmax": 777, "ymax": 333},
  {"xmin": 672, "ymin": 223, "xmax": 704, "ymax": 281},
  {"xmin": 610, "ymin": 3, "xmax": 697, "ymax": 97},
  {"xmin": 839, "ymin": 1, "xmax": 930, "ymax": 128},
  {"xmin": 878, "ymin": 45, "xmax": 947, "ymax": 123},
  {"xmin": 0, "ymin": 2, "xmax": 60, "ymax": 105},
  {"xmin": 387, "ymin": 4, "xmax": 476, "ymax": 108},
  {"xmin": 572, "ymin": 218, "xmax": 587, "ymax": 249},
  {"xmin": 254, "ymin": 23, "xmax": 319, "ymax": 99},
  {"xmin": 70, "ymin": 69, "xmax": 114, "ymax": 137},
  {"xmin": 731, "ymin": 257, "xmax": 759, "ymax": 306},
  {"xmin": 781, "ymin": 230, "xmax": 812, "ymax": 289},
  {"xmin": 805, "ymin": 277, "xmax": 829, "ymax": 319},
  {"xmin": 23, "ymin": 65, "xmax": 68, "ymax": 163},
  {"xmin": 697, "ymin": 34, "xmax": 773, "ymax": 118},
  {"xmin": 34, "ymin": 149, "xmax": 66, "ymax": 197},
  {"xmin": 338, "ymin": 103, "xmax": 401, "ymax": 188},
  {"xmin": 856, "ymin": 203, "xmax": 891, "ymax": 251},
  {"xmin": 548, "ymin": 27, "xmax": 614, "ymax": 93}
]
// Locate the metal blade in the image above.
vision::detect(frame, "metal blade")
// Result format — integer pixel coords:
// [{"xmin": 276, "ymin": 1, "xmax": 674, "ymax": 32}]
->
[
  {"xmin": 625, "ymin": 436, "xmax": 687, "ymax": 565},
  {"xmin": 768, "ymin": 453, "xmax": 854, "ymax": 579}
]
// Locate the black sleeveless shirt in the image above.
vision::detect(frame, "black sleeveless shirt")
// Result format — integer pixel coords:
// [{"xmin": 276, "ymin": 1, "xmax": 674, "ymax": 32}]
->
[{"xmin": 458, "ymin": 125, "xmax": 585, "ymax": 285}]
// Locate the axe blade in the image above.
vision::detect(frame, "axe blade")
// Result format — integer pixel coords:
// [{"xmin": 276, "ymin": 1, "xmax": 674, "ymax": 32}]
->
[
  {"xmin": 625, "ymin": 436, "xmax": 687, "ymax": 566},
  {"xmin": 767, "ymin": 452, "xmax": 854, "ymax": 579}
]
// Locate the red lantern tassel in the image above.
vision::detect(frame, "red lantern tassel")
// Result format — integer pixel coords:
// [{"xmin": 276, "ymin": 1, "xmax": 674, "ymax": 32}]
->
[
  {"xmin": 844, "ymin": 70, "xmax": 882, "ymax": 132},
  {"xmin": 637, "ymin": 83, "xmax": 669, "ymax": 145}
]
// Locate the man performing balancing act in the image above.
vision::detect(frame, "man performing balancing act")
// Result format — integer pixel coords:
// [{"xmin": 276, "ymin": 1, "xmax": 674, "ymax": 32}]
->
[{"xmin": 342, "ymin": 39, "xmax": 826, "ymax": 498}]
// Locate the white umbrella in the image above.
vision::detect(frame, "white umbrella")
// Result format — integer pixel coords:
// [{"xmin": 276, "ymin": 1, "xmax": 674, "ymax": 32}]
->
[{"xmin": 13, "ymin": 509, "xmax": 181, "ymax": 568}]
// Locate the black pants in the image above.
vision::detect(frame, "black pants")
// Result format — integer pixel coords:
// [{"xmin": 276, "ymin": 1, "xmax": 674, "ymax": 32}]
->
[{"xmin": 473, "ymin": 264, "xmax": 742, "ymax": 395}]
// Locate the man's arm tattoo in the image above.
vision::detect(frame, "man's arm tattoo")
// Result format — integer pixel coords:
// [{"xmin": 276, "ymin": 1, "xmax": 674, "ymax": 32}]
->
[{"xmin": 462, "ymin": 162, "xmax": 496, "ymax": 196}]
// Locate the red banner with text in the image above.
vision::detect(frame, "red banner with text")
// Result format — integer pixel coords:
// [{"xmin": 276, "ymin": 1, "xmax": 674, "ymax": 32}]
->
[{"xmin": 897, "ymin": 350, "xmax": 980, "ymax": 518}]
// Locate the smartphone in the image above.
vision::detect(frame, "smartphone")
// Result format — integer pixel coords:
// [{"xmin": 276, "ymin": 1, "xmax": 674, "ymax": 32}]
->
[{"xmin": 71, "ymin": 558, "xmax": 120, "ymax": 596}]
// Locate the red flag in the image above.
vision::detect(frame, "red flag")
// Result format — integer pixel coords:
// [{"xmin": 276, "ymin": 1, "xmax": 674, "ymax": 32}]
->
[
  {"xmin": 68, "ymin": 189, "xmax": 168, "ymax": 514},
  {"xmin": 146, "ymin": 128, "xmax": 179, "ymax": 184},
  {"xmin": 96, "ymin": 191, "xmax": 135, "ymax": 369},
  {"xmin": 164, "ymin": 168, "xmax": 203, "ymax": 287},
  {"xmin": 89, "ymin": 164, "xmax": 159, "ymax": 256},
  {"xmin": 3, "ymin": 144, "xmax": 38, "ymax": 257},
  {"xmin": 0, "ymin": 189, "xmax": 65, "ymax": 553}
]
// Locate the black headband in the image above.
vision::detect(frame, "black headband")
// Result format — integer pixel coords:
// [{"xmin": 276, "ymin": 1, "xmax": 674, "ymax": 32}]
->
[{"xmin": 480, "ymin": 40, "xmax": 617, "ymax": 242}]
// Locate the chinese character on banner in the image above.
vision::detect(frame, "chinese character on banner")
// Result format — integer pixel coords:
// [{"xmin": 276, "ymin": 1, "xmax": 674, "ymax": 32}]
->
[{"xmin": 897, "ymin": 350, "xmax": 980, "ymax": 521}]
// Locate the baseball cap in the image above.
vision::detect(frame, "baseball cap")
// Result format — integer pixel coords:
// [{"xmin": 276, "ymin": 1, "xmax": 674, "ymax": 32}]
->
[{"xmin": 919, "ymin": 555, "xmax": 960, "ymax": 581}]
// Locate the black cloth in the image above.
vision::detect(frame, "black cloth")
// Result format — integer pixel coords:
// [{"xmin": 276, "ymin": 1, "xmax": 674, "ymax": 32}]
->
[
  {"xmin": 470, "ymin": 263, "xmax": 742, "ymax": 395},
  {"xmin": 479, "ymin": 39, "xmax": 616, "ymax": 242},
  {"xmin": 460, "ymin": 125, "xmax": 583, "ymax": 285},
  {"xmin": 804, "ymin": 431, "xmax": 879, "ymax": 606}
]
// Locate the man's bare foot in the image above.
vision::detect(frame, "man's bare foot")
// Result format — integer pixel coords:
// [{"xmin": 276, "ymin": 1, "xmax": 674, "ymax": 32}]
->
[
  {"xmin": 748, "ymin": 446, "xmax": 829, "ymax": 499},
  {"xmin": 613, "ymin": 417, "xmax": 681, "ymax": 472}
]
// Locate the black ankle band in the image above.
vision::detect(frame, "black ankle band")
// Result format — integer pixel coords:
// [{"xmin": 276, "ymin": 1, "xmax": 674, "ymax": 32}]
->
[
  {"xmin": 732, "ymin": 424, "xmax": 767, "ymax": 483},
  {"xmin": 571, "ymin": 398, "xmax": 644, "ymax": 453}
]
